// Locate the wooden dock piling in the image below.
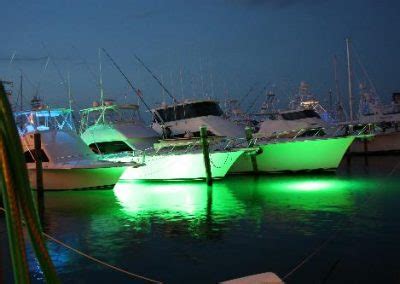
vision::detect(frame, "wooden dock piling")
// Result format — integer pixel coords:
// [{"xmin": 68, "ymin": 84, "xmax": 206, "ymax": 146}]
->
[
  {"xmin": 245, "ymin": 126, "xmax": 258, "ymax": 174},
  {"xmin": 200, "ymin": 126, "xmax": 213, "ymax": 186},
  {"xmin": 34, "ymin": 132, "xmax": 44, "ymax": 217}
]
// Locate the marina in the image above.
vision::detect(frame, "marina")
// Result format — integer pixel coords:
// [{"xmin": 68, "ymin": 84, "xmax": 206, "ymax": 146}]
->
[{"xmin": 1, "ymin": 1, "xmax": 400, "ymax": 283}]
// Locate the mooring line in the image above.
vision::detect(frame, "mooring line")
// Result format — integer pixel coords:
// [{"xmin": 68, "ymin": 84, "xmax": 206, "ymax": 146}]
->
[
  {"xmin": 0, "ymin": 207, "xmax": 162, "ymax": 283},
  {"xmin": 282, "ymin": 156, "xmax": 400, "ymax": 281}
]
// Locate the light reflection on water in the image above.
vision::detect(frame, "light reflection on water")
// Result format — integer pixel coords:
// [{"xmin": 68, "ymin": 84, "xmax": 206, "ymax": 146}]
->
[{"xmin": 1, "ymin": 160, "xmax": 399, "ymax": 283}]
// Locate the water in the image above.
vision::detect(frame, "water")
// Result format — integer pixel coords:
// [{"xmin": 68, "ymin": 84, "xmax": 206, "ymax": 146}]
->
[{"xmin": 1, "ymin": 155, "xmax": 400, "ymax": 283}]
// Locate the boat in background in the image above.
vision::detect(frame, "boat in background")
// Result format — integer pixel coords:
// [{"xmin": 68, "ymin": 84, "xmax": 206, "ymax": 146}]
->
[
  {"xmin": 347, "ymin": 89, "xmax": 400, "ymax": 153},
  {"xmin": 15, "ymin": 105, "xmax": 128, "ymax": 190},
  {"xmin": 151, "ymin": 99, "xmax": 246, "ymax": 138},
  {"xmin": 80, "ymin": 100, "xmax": 159, "ymax": 155}
]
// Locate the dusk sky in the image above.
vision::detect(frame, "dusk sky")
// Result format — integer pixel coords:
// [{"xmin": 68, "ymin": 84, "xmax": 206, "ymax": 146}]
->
[{"xmin": 2, "ymin": 0, "xmax": 400, "ymax": 119}]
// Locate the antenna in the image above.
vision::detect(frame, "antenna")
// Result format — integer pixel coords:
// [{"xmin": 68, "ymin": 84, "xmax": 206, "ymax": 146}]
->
[
  {"xmin": 101, "ymin": 48, "xmax": 165, "ymax": 124},
  {"xmin": 19, "ymin": 72, "xmax": 23, "ymax": 111},
  {"xmin": 133, "ymin": 54, "xmax": 179, "ymax": 103},
  {"xmin": 179, "ymin": 67, "xmax": 184, "ymax": 101},
  {"xmin": 67, "ymin": 71, "xmax": 72, "ymax": 111},
  {"xmin": 98, "ymin": 48, "xmax": 105, "ymax": 105},
  {"xmin": 346, "ymin": 38, "xmax": 354, "ymax": 121}
]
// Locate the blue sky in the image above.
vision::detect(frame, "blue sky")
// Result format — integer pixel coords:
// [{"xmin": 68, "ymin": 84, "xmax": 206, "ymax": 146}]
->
[{"xmin": 1, "ymin": 0, "xmax": 400, "ymax": 118}]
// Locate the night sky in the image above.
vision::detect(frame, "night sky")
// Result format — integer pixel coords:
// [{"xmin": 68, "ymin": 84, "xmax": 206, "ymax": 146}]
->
[{"xmin": 2, "ymin": 0, "xmax": 400, "ymax": 120}]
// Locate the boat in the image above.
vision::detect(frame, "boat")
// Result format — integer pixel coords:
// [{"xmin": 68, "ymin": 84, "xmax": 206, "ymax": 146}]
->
[
  {"xmin": 230, "ymin": 104, "xmax": 354, "ymax": 173},
  {"xmin": 151, "ymin": 99, "xmax": 246, "ymax": 138},
  {"xmin": 80, "ymin": 100, "xmax": 160, "ymax": 155},
  {"xmin": 119, "ymin": 138, "xmax": 251, "ymax": 181},
  {"xmin": 230, "ymin": 135, "xmax": 355, "ymax": 173},
  {"xmin": 340, "ymin": 38, "xmax": 400, "ymax": 153},
  {"xmin": 15, "ymin": 106, "xmax": 128, "ymax": 190}
]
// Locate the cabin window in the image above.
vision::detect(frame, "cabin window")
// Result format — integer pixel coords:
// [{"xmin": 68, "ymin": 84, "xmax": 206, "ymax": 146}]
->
[
  {"xmin": 153, "ymin": 102, "xmax": 223, "ymax": 123},
  {"xmin": 24, "ymin": 150, "xmax": 50, "ymax": 163},
  {"xmin": 281, "ymin": 110, "xmax": 320, "ymax": 120},
  {"xmin": 89, "ymin": 141, "xmax": 133, "ymax": 154}
]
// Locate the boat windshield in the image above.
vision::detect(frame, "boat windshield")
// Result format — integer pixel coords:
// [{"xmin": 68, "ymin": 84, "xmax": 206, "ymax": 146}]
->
[
  {"xmin": 153, "ymin": 101, "xmax": 223, "ymax": 123},
  {"xmin": 14, "ymin": 109, "xmax": 75, "ymax": 134},
  {"xmin": 80, "ymin": 105, "xmax": 140, "ymax": 130},
  {"xmin": 281, "ymin": 110, "xmax": 321, "ymax": 120}
]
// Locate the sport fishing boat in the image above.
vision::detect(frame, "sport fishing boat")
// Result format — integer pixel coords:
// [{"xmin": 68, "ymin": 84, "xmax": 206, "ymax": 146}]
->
[
  {"xmin": 151, "ymin": 99, "xmax": 246, "ymax": 138},
  {"xmin": 80, "ymin": 100, "xmax": 160, "ymax": 155},
  {"xmin": 119, "ymin": 138, "xmax": 251, "ymax": 181},
  {"xmin": 15, "ymin": 106, "xmax": 128, "ymax": 190}
]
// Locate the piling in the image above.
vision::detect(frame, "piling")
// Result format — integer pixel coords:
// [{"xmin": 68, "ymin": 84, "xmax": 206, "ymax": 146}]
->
[
  {"xmin": 34, "ymin": 132, "xmax": 44, "ymax": 218},
  {"xmin": 245, "ymin": 127, "xmax": 258, "ymax": 174},
  {"xmin": 200, "ymin": 126, "xmax": 213, "ymax": 186}
]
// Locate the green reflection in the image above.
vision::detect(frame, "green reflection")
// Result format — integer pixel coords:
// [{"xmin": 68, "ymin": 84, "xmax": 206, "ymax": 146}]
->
[
  {"xmin": 114, "ymin": 181, "xmax": 245, "ymax": 221},
  {"xmin": 112, "ymin": 175, "xmax": 378, "ymax": 238},
  {"xmin": 228, "ymin": 175, "xmax": 373, "ymax": 214}
]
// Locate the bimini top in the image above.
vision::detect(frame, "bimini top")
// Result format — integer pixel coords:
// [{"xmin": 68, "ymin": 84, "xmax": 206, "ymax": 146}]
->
[
  {"xmin": 151, "ymin": 99, "xmax": 223, "ymax": 123},
  {"xmin": 14, "ymin": 108, "xmax": 75, "ymax": 134}
]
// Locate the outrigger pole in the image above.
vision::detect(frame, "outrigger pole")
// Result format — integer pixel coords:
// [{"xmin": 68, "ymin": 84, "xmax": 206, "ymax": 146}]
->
[
  {"xmin": 346, "ymin": 38, "xmax": 354, "ymax": 122},
  {"xmin": 133, "ymin": 54, "xmax": 179, "ymax": 104},
  {"xmin": 101, "ymin": 48, "xmax": 165, "ymax": 124}
]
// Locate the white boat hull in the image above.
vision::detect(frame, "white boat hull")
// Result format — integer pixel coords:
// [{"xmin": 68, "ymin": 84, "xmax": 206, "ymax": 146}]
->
[
  {"xmin": 28, "ymin": 166, "xmax": 126, "ymax": 190},
  {"xmin": 120, "ymin": 150, "xmax": 244, "ymax": 181}
]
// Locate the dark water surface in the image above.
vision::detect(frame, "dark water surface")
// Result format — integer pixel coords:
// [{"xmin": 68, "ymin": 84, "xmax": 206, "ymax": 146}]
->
[{"xmin": 1, "ymin": 155, "xmax": 400, "ymax": 283}]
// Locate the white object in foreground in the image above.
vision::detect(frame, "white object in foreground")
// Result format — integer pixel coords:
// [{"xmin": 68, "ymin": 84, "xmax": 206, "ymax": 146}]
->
[{"xmin": 221, "ymin": 272, "xmax": 284, "ymax": 284}]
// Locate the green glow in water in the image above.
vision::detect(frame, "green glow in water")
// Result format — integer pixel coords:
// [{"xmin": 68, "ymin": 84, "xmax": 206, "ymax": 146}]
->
[{"xmin": 113, "ymin": 181, "xmax": 245, "ymax": 221}]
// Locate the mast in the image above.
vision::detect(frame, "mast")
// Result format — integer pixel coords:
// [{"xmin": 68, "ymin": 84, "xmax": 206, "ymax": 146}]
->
[
  {"xmin": 346, "ymin": 38, "xmax": 354, "ymax": 121},
  {"xmin": 98, "ymin": 48, "xmax": 105, "ymax": 106},
  {"xmin": 19, "ymin": 72, "xmax": 23, "ymax": 111},
  {"xmin": 67, "ymin": 71, "xmax": 72, "ymax": 111}
]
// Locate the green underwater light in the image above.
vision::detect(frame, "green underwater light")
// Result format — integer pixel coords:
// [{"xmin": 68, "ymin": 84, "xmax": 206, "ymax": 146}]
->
[{"xmin": 283, "ymin": 180, "xmax": 335, "ymax": 191}]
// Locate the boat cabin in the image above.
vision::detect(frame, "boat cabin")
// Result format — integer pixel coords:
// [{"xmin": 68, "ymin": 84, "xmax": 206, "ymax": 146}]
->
[
  {"xmin": 278, "ymin": 109, "xmax": 321, "ymax": 121},
  {"xmin": 151, "ymin": 100, "xmax": 223, "ymax": 123}
]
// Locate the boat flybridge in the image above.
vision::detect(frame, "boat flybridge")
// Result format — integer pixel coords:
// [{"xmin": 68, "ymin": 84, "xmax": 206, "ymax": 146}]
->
[
  {"xmin": 151, "ymin": 99, "xmax": 246, "ymax": 138},
  {"xmin": 254, "ymin": 109, "xmax": 330, "ymax": 139},
  {"xmin": 79, "ymin": 100, "xmax": 159, "ymax": 158},
  {"xmin": 14, "ymin": 106, "xmax": 127, "ymax": 190}
]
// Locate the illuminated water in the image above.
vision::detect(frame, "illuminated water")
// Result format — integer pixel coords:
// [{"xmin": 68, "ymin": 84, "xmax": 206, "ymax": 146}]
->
[{"xmin": 1, "ymin": 155, "xmax": 400, "ymax": 283}]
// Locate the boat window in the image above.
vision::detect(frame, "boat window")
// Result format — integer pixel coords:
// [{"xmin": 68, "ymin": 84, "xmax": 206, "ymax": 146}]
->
[
  {"xmin": 24, "ymin": 149, "xmax": 50, "ymax": 163},
  {"xmin": 89, "ymin": 141, "xmax": 133, "ymax": 154},
  {"xmin": 281, "ymin": 110, "xmax": 320, "ymax": 120},
  {"xmin": 154, "ymin": 101, "xmax": 223, "ymax": 123}
]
